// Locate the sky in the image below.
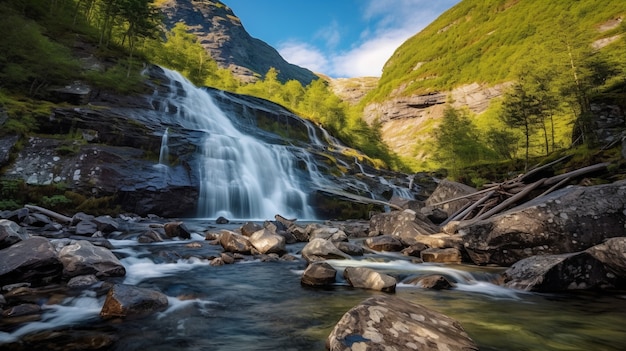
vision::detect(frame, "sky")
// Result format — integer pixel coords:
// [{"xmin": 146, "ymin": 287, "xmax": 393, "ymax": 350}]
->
[{"xmin": 225, "ymin": 0, "xmax": 461, "ymax": 78}]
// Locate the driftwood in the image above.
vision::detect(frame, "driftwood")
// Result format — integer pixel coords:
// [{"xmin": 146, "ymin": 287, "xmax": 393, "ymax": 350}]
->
[
  {"xmin": 25, "ymin": 204, "xmax": 72, "ymax": 224},
  {"xmin": 436, "ymin": 161, "xmax": 610, "ymax": 226}
]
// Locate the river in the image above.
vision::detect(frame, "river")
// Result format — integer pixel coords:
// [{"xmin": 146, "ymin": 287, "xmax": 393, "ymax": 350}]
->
[{"xmin": 2, "ymin": 219, "xmax": 625, "ymax": 350}]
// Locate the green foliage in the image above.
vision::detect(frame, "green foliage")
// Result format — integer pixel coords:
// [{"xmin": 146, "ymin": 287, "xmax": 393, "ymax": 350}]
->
[{"xmin": 433, "ymin": 106, "xmax": 485, "ymax": 178}]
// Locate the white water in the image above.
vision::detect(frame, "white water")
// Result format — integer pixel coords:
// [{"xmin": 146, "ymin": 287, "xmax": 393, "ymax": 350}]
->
[
  {"xmin": 155, "ymin": 69, "xmax": 316, "ymax": 220},
  {"xmin": 158, "ymin": 127, "xmax": 169, "ymax": 166}
]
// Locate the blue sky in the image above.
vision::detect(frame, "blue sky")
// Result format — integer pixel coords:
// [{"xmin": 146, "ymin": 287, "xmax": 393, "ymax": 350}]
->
[{"xmin": 225, "ymin": 0, "xmax": 461, "ymax": 78}]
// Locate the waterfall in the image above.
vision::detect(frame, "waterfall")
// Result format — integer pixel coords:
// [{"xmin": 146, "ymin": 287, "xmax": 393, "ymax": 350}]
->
[
  {"xmin": 156, "ymin": 69, "xmax": 315, "ymax": 220},
  {"xmin": 158, "ymin": 128, "xmax": 169, "ymax": 166}
]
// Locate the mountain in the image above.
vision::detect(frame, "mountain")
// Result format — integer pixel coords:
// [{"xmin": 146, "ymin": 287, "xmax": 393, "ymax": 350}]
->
[
  {"xmin": 360, "ymin": 0, "xmax": 626, "ymax": 169},
  {"xmin": 158, "ymin": 0, "xmax": 318, "ymax": 85}
]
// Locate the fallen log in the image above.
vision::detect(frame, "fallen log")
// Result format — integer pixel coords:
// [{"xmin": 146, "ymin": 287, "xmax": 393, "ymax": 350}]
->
[
  {"xmin": 471, "ymin": 178, "xmax": 546, "ymax": 222},
  {"xmin": 25, "ymin": 204, "xmax": 72, "ymax": 224}
]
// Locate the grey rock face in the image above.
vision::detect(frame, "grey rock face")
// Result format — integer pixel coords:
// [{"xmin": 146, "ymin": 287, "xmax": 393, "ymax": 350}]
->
[
  {"xmin": 460, "ymin": 180, "xmax": 626, "ymax": 266},
  {"xmin": 58, "ymin": 240, "xmax": 126, "ymax": 279}
]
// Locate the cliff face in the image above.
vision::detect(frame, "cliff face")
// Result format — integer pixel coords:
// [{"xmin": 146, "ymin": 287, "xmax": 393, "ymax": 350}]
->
[{"xmin": 158, "ymin": 0, "xmax": 318, "ymax": 85}]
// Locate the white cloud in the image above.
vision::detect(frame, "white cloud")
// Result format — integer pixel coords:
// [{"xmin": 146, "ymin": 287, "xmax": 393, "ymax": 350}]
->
[
  {"xmin": 280, "ymin": 0, "xmax": 460, "ymax": 78},
  {"xmin": 277, "ymin": 41, "xmax": 330, "ymax": 74}
]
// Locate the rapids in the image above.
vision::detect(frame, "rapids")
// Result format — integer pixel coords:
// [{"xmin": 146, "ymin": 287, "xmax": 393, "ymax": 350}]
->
[{"xmin": 1, "ymin": 220, "xmax": 625, "ymax": 350}]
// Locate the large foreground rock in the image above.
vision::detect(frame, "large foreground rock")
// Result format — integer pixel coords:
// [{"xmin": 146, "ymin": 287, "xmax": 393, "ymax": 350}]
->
[
  {"xmin": 0, "ymin": 236, "xmax": 63, "ymax": 286},
  {"xmin": 460, "ymin": 181, "xmax": 626, "ymax": 266},
  {"xmin": 326, "ymin": 295, "xmax": 478, "ymax": 351},
  {"xmin": 100, "ymin": 284, "xmax": 168, "ymax": 319}
]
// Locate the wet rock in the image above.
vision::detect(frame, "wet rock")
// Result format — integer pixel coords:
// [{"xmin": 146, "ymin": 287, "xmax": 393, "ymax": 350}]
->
[
  {"xmin": 0, "ymin": 236, "xmax": 63, "ymax": 287},
  {"xmin": 502, "ymin": 252, "xmax": 616, "ymax": 292},
  {"xmin": 310, "ymin": 226, "xmax": 345, "ymax": 241},
  {"xmin": 71, "ymin": 212, "xmax": 95, "ymax": 226},
  {"xmin": 460, "ymin": 181, "xmax": 626, "ymax": 266},
  {"xmin": 364, "ymin": 235, "xmax": 404, "ymax": 252},
  {"xmin": 425, "ymin": 179, "xmax": 478, "ymax": 216},
  {"xmin": 137, "ymin": 229, "xmax": 164, "ymax": 243},
  {"xmin": 67, "ymin": 274, "xmax": 100, "ymax": 289},
  {"xmin": 219, "ymin": 230, "xmax": 253, "ymax": 254},
  {"xmin": 216, "ymin": 216, "xmax": 230, "ymax": 224},
  {"xmin": 75, "ymin": 220, "xmax": 98, "ymax": 236},
  {"xmin": 20, "ymin": 330, "xmax": 117, "ymax": 351},
  {"xmin": 285, "ymin": 223, "xmax": 310, "ymax": 242},
  {"xmin": 343, "ymin": 267, "xmax": 396, "ymax": 292},
  {"xmin": 58, "ymin": 240, "xmax": 126, "ymax": 278},
  {"xmin": 401, "ymin": 243, "xmax": 429, "ymax": 257},
  {"xmin": 0, "ymin": 219, "xmax": 29, "ymax": 249},
  {"xmin": 301, "ymin": 238, "xmax": 351, "ymax": 263},
  {"xmin": 249, "ymin": 228, "xmax": 286, "ymax": 255},
  {"xmin": 301, "ymin": 262, "xmax": 337, "ymax": 287},
  {"xmin": 586, "ymin": 237, "xmax": 626, "ymax": 280},
  {"xmin": 2, "ymin": 303, "xmax": 41, "ymax": 317},
  {"xmin": 404, "ymin": 274, "xmax": 455, "ymax": 289},
  {"xmin": 241, "ymin": 222, "xmax": 263, "ymax": 237},
  {"xmin": 164, "ymin": 221, "xmax": 191, "ymax": 239},
  {"xmin": 369, "ymin": 209, "xmax": 439, "ymax": 246},
  {"xmin": 92, "ymin": 215, "xmax": 119, "ymax": 233},
  {"xmin": 334, "ymin": 241, "xmax": 364, "ymax": 256},
  {"xmin": 421, "ymin": 248, "xmax": 462, "ymax": 264},
  {"xmin": 326, "ymin": 295, "xmax": 478, "ymax": 351},
  {"xmin": 100, "ymin": 284, "xmax": 168, "ymax": 319}
]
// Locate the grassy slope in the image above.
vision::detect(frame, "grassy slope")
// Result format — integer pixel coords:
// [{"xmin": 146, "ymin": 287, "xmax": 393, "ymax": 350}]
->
[
  {"xmin": 369, "ymin": 0, "xmax": 626, "ymax": 100},
  {"xmin": 360, "ymin": 0, "xmax": 626, "ymax": 172}
]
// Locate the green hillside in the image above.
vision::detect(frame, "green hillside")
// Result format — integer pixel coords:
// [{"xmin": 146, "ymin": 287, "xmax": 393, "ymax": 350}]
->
[
  {"xmin": 358, "ymin": 0, "xmax": 626, "ymax": 176},
  {"xmin": 367, "ymin": 0, "xmax": 626, "ymax": 102}
]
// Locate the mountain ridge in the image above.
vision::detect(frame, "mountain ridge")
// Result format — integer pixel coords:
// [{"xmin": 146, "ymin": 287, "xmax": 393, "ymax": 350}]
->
[{"xmin": 158, "ymin": 0, "xmax": 318, "ymax": 85}]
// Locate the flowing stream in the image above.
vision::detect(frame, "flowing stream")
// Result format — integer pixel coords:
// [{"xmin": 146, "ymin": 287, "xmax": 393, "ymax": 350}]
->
[{"xmin": 2, "ymin": 220, "xmax": 625, "ymax": 350}]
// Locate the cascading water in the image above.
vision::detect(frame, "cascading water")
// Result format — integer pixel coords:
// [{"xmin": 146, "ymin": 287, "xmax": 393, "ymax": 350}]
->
[
  {"xmin": 155, "ymin": 69, "xmax": 315, "ymax": 220},
  {"xmin": 158, "ymin": 127, "xmax": 169, "ymax": 166}
]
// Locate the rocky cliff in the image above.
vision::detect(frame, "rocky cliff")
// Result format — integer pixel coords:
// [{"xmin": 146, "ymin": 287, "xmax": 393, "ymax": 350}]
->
[
  {"xmin": 0, "ymin": 66, "xmax": 420, "ymax": 219},
  {"xmin": 158, "ymin": 0, "xmax": 317, "ymax": 85}
]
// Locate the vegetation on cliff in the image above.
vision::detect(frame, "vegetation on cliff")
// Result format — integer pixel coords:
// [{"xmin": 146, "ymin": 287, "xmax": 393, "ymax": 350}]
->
[{"xmin": 359, "ymin": 0, "xmax": 626, "ymax": 178}]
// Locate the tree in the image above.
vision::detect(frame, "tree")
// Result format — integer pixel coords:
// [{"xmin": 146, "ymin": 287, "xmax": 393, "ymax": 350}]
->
[
  {"xmin": 500, "ymin": 79, "xmax": 542, "ymax": 170},
  {"xmin": 433, "ymin": 106, "xmax": 481, "ymax": 177}
]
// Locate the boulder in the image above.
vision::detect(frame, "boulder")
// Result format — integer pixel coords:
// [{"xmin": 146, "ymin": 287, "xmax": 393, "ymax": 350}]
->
[
  {"xmin": 326, "ymin": 295, "xmax": 478, "ymax": 351},
  {"xmin": 0, "ymin": 219, "xmax": 29, "ymax": 249},
  {"xmin": 586, "ymin": 237, "xmax": 626, "ymax": 280},
  {"xmin": 334, "ymin": 241, "xmax": 364, "ymax": 256},
  {"xmin": 503, "ymin": 237, "xmax": 626, "ymax": 292},
  {"xmin": 369, "ymin": 209, "xmax": 439, "ymax": 246},
  {"xmin": 100, "ymin": 284, "xmax": 168, "ymax": 319},
  {"xmin": 75, "ymin": 220, "xmax": 98, "ymax": 236},
  {"xmin": 58, "ymin": 240, "xmax": 126, "ymax": 278},
  {"xmin": 460, "ymin": 181, "xmax": 626, "ymax": 266},
  {"xmin": 501, "ymin": 252, "xmax": 616, "ymax": 292},
  {"xmin": 425, "ymin": 179, "xmax": 478, "ymax": 216},
  {"xmin": 219, "ymin": 230, "xmax": 253, "ymax": 254},
  {"xmin": 343, "ymin": 267, "xmax": 396, "ymax": 292},
  {"xmin": 420, "ymin": 248, "xmax": 462, "ymax": 264},
  {"xmin": 0, "ymin": 236, "xmax": 63, "ymax": 287},
  {"xmin": 364, "ymin": 235, "xmax": 404, "ymax": 252},
  {"xmin": 401, "ymin": 243, "xmax": 429, "ymax": 257},
  {"xmin": 241, "ymin": 222, "xmax": 263, "ymax": 237},
  {"xmin": 92, "ymin": 215, "xmax": 120, "ymax": 233},
  {"xmin": 403, "ymin": 274, "xmax": 456, "ymax": 289},
  {"xmin": 301, "ymin": 262, "xmax": 337, "ymax": 287},
  {"xmin": 301, "ymin": 238, "xmax": 352, "ymax": 263},
  {"xmin": 137, "ymin": 229, "xmax": 164, "ymax": 243},
  {"xmin": 249, "ymin": 228, "xmax": 286, "ymax": 255},
  {"xmin": 164, "ymin": 221, "xmax": 192, "ymax": 239}
]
